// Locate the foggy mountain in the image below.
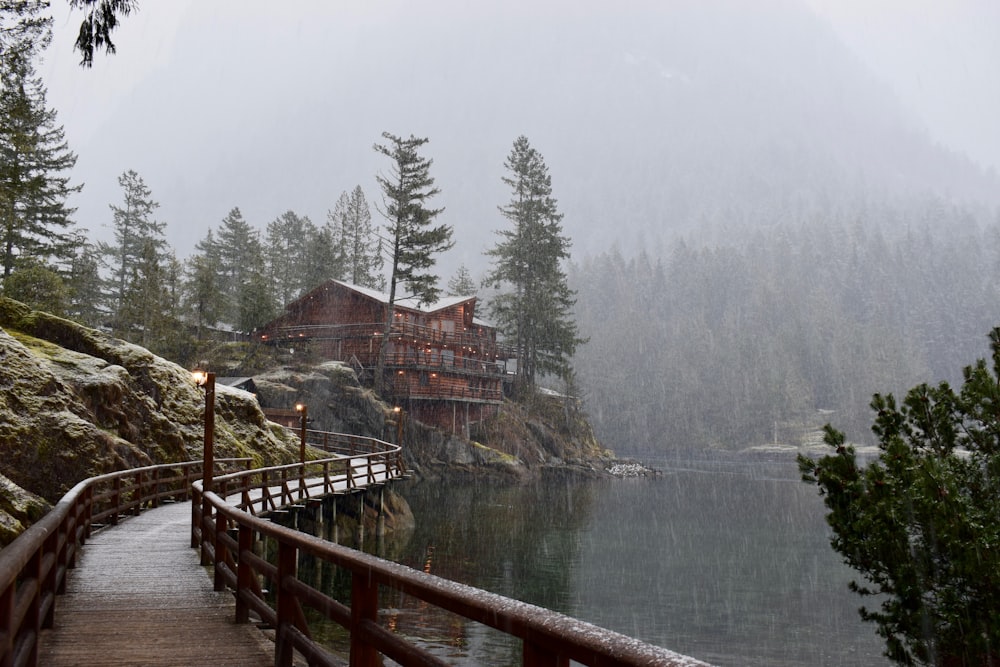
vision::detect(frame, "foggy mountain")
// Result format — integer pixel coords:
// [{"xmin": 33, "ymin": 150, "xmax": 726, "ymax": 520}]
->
[{"xmin": 53, "ymin": 0, "xmax": 997, "ymax": 274}]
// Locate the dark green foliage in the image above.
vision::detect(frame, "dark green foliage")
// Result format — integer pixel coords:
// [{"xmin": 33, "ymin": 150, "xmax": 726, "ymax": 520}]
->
[
  {"xmin": 373, "ymin": 132, "xmax": 452, "ymax": 307},
  {"xmin": 0, "ymin": 52, "xmax": 82, "ymax": 278},
  {"xmin": 99, "ymin": 169, "xmax": 165, "ymax": 329},
  {"xmin": 330, "ymin": 185, "xmax": 382, "ymax": 290},
  {"xmin": 2, "ymin": 257, "xmax": 67, "ymax": 314},
  {"xmin": 214, "ymin": 207, "xmax": 273, "ymax": 328},
  {"xmin": 484, "ymin": 135, "xmax": 583, "ymax": 393},
  {"xmin": 69, "ymin": 0, "xmax": 137, "ymax": 67},
  {"xmin": 65, "ymin": 240, "xmax": 102, "ymax": 327},
  {"xmin": 799, "ymin": 328, "xmax": 1000, "ymax": 666},
  {"xmin": 265, "ymin": 209, "xmax": 318, "ymax": 305},
  {"xmin": 372, "ymin": 131, "xmax": 452, "ymax": 394}
]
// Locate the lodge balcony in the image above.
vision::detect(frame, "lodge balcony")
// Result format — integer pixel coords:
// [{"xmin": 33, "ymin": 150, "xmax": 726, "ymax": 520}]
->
[{"xmin": 260, "ymin": 322, "xmax": 517, "ymax": 361}]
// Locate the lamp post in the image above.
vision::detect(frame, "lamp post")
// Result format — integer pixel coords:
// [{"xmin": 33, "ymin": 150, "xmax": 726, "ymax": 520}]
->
[
  {"xmin": 393, "ymin": 406, "xmax": 404, "ymax": 445},
  {"xmin": 192, "ymin": 370, "xmax": 215, "ymax": 562},
  {"xmin": 192, "ymin": 370, "xmax": 216, "ymax": 493},
  {"xmin": 295, "ymin": 403, "xmax": 307, "ymax": 498}
]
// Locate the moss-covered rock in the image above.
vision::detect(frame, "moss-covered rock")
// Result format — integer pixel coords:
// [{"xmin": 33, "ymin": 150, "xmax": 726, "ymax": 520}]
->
[{"xmin": 0, "ymin": 298, "xmax": 300, "ymax": 545}]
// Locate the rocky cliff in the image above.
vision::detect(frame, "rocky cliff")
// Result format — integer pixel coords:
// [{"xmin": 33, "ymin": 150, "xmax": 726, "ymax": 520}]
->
[
  {"xmin": 249, "ymin": 365, "xmax": 618, "ymax": 482},
  {"xmin": 0, "ymin": 298, "xmax": 300, "ymax": 545},
  {"xmin": 0, "ymin": 297, "xmax": 621, "ymax": 545}
]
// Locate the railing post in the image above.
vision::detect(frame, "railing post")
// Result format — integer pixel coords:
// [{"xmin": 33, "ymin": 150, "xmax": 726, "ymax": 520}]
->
[
  {"xmin": 41, "ymin": 530, "xmax": 58, "ymax": 629},
  {"xmin": 349, "ymin": 569, "xmax": 380, "ymax": 667},
  {"xmin": 201, "ymin": 492, "xmax": 213, "ymax": 567},
  {"xmin": 110, "ymin": 476, "xmax": 121, "ymax": 525},
  {"xmin": 275, "ymin": 541, "xmax": 298, "ymax": 667},
  {"xmin": 523, "ymin": 641, "xmax": 570, "ymax": 667},
  {"xmin": 24, "ymin": 548, "xmax": 41, "ymax": 667},
  {"xmin": 213, "ymin": 501, "xmax": 227, "ymax": 592},
  {"xmin": 1, "ymin": 577, "xmax": 13, "ymax": 667},
  {"xmin": 82, "ymin": 485, "xmax": 93, "ymax": 542},
  {"xmin": 235, "ymin": 524, "xmax": 253, "ymax": 624},
  {"xmin": 151, "ymin": 468, "xmax": 161, "ymax": 508},
  {"xmin": 191, "ymin": 486, "xmax": 201, "ymax": 549},
  {"xmin": 133, "ymin": 470, "xmax": 144, "ymax": 515}
]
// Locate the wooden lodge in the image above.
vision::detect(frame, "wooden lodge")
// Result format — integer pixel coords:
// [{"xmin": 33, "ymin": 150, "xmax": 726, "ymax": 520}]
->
[{"xmin": 257, "ymin": 280, "xmax": 515, "ymax": 434}]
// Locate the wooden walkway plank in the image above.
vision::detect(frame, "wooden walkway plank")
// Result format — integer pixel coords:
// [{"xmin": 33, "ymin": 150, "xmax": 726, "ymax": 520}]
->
[{"xmin": 38, "ymin": 501, "xmax": 275, "ymax": 667}]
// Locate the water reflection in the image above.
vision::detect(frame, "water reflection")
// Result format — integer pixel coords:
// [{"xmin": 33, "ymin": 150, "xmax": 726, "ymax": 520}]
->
[{"xmin": 295, "ymin": 460, "xmax": 889, "ymax": 666}]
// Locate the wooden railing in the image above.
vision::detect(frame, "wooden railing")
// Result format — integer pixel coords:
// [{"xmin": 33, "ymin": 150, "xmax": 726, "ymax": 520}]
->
[
  {"xmin": 3, "ymin": 443, "xmax": 707, "ymax": 667},
  {"xmin": 194, "ymin": 463, "xmax": 706, "ymax": 666},
  {"xmin": 264, "ymin": 321, "xmax": 518, "ymax": 362},
  {"xmin": 0, "ymin": 459, "xmax": 251, "ymax": 667}
]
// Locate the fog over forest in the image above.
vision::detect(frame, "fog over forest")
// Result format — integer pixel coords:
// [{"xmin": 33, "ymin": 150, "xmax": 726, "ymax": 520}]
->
[{"xmin": 37, "ymin": 0, "xmax": 1000, "ymax": 454}]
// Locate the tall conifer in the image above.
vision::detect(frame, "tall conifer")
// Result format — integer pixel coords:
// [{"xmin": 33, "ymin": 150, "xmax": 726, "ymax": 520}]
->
[
  {"xmin": 484, "ymin": 135, "xmax": 583, "ymax": 393},
  {"xmin": 372, "ymin": 131, "xmax": 453, "ymax": 394}
]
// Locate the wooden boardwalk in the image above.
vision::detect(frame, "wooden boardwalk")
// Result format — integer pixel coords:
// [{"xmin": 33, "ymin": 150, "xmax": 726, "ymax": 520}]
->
[{"xmin": 38, "ymin": 499, "xmax": 275, "ymax": 667}]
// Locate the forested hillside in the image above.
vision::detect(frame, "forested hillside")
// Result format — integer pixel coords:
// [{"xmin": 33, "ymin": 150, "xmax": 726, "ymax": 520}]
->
[{"xmin": 572, "ymin": 196, "xmax": 1000, "ymax": 454}]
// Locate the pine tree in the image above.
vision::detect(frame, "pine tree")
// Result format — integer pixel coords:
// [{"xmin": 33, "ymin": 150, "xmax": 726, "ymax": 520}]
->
[
  {"xmin": 330, "ymin": 185, "xmax": 383, "ymax": 289},
  {"xmin": 237, "ymin": 239, "xmax": 276, "ymax": 333},
  {"xmin": 2, "ymin": 257, "xmax": 68, "ymax": 314},
  {"xmin": 183, "ymin": 229, "xmax": 222, "ymax": 340},
  {"xmin": 68, "ymin": 0, "xmax": 137, "ymax": 67},
  {"xmin": 372, "ymin": 131, "xmax": 453, "ymax": 393},
  {"xmin": 374, "ymin": 133, "xmax": 452, "ymax": 305},
  {"xmin": 265, "ymin": 210, "xmax": 314, "ymax": 305},
  {"xmin": 0, "ymin": 1, "xmax": 52, "ymax": 71},
  {"xmin": 118, "ymin": 239, "xmax": 170, "ymax": 346},
  {"xmin": 484, "ymin": 135, "xmax": 583, "ymax": 393},
  {"xmin": 99, "ymin": 169, "xmax": 167, "ymax": 334},
  {"xmin": 446, "ymin": 264, "xmax": 476, "ymax": 296},
  {"xmin": 301, "ymin": 217, "xmax": 340, "ymax": 292},
  {"xmin": 214, "ymin": 207, "xmax": 264, "ymax": 326},
  {"xmin": 799, "ymin": 328, "xmax": 1000, "ymax": 665},
  {"xmin": 65, "ymin": 239, "xmax": 103, "ymax": 327},
  {"xmin": 0, "ymin": 51, "xmax": 82, "ymax": 279}
]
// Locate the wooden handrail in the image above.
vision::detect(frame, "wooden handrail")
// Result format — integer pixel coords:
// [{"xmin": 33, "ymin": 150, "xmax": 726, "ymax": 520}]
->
[
  {"xmin": 0, "ymin": 458, "xmax": 251, "ymax": 667},
  {"xmin": 193, "ymin": 452, "xmax": 706, "ymax": 666}
]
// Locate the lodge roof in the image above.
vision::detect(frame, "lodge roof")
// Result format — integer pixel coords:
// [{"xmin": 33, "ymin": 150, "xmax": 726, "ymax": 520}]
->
[{"xmin": 307, "ymin": 279, "xmax": 476, "ymax": 315}]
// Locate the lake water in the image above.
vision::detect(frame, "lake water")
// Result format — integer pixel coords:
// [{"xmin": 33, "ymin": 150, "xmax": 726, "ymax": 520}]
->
[{"xmin": 309, "ymin": 457, "xmax": 890, "ymax": 666}]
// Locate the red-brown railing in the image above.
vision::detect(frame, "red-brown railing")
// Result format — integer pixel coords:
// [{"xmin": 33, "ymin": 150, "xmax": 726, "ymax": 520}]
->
[
  {"xmin": 3, "ymin": 444, "xmax": 708, "ymax": 667},
  {"xmin": 0, "ymin": 459, "xmax": 250, "ymax": 667},
  {"xmin": 194, "ymin": 462, "xmax": 708, "ymax": 666}
]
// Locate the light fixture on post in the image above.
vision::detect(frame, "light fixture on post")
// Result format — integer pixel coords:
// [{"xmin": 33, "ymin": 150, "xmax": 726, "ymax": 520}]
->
[
  {"xmin": 192, "ymin": 370, "xmax": 216, "ymax": 493},
  {"xmin": 295, "ymin": 403, "xmax": 307, "ymax": 498},
  {"xmin": 192, "ymin": 369, "xmax": 215, "ymax": 563}
]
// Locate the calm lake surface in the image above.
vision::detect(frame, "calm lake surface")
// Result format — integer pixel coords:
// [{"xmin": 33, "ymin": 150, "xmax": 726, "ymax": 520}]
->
[{"xmin": 311, "ymin": 457, "xmax": 890, "ymax": 666}]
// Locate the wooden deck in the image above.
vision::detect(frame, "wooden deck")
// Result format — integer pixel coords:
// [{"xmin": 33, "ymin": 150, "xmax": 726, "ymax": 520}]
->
[{"xmin": 38, "ymin": 499, "xmax": 275, "ymax": 667}]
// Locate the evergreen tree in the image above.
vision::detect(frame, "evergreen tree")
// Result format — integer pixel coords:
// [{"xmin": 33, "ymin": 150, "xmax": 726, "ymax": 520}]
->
[
  {"xmin": 68, "ymin": 0, "xmax": 137, "ymax": 67},
  {"xmin": 214, "ymin": 206, "xmax": 263, "ymax": 326},
  {"xmin": 484, "ymin": 135, "xmax": 583, "ymax": 393},
  {"xmin": 118, "ymin": 238, "xmax": 169, "ymax": 346},
  {"xmin": 0, "ymin": 51, "xmax": 82, "ymax": 278},
  {"xmin": 799, "ymin": 327, "xmax": 1000, "ymax": 666},
  {"xmin": 264, "ymin": 210, "xmax": 313, "ymax": 305},
  {"xmin": 372, "ymin": 131, "xmax": 453, "ymax": 394},
  {"xmin": 330, "ymin": 185, "xmax": 383, "ymax": 289},
  {"xmin": 99, "ymin": 169, "xmax": 166, "ymax": 334},
  {"xmin": 237, "ymin": 239, "xmax": 276, "ymax": 333},
  {"xmin": 0, "ymin": 1, "xmax": 52, "ymax": 70},
  {"xmin": 183, "ymin": 229, "xmax": 222, "ymax": 340},
  {"xmin": 301, "ymin": 217, "xmax": 339, "ymax": 292},
  {"xmin": 446, "ymin": 264, "xmax": 476, "ymax": 296},
  {"xmin": 2, "ymin": 256, "xmax": 67, "ymax": 314},
  {"xmin": 65, "ymin": 239, "xmax": 103, "ymax": 327}
]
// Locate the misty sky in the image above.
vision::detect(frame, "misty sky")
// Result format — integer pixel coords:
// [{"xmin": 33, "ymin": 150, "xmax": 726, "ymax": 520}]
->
[{"xmin": 38, "ymin": 0, "xmax": 1000, "ymax": 273}]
